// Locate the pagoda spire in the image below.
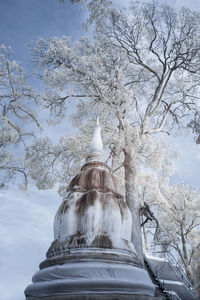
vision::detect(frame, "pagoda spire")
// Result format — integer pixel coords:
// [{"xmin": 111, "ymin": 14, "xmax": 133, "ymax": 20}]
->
[{"xmin": 86, "ymin": 116, "xmax": 106, "ymax": 163}]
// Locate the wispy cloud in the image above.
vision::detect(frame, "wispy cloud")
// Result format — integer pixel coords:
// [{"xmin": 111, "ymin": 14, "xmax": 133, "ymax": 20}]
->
[{"xmin": 0, "ymin": 186, "xmax": 60, "ymax": 300}]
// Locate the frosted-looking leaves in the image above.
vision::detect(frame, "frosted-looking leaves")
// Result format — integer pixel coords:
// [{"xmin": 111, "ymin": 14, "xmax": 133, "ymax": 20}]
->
[
  {"xmin": 155, "ymin": 184, "xmax": 200, "ymax": 282},
  {"xmin": 0, "ymin": 46, "xmax": 40, "ymax": 189},
  {"xmin": 29, "ymin": 1, "xmax": 200, "ymax": 261},
  {"xmin": 30, "ymin": 1, "xmax": 200, "ymax": 172},
  {"xmin": 25, "ymin": 134, "xmax": 88, "ymax": 193}
]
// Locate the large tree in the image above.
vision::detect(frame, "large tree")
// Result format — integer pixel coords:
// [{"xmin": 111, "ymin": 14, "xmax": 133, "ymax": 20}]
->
[
  {"xmin": 27, "ymin": 0, "xmax": 200, "ymax": 260},
  {"xmin": 154, "ymin": 184, "xmax": 200, "ymax": 283},
  {"xmin": 0, "ymin": 45, "xmax": 40, "ymax": 190}
]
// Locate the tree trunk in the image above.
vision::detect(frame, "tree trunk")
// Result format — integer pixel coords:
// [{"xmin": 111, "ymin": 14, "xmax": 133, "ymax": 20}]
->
[
  {"xmin": 142, "ymin": 219, "xmax": 148, "ymax": 252},
  {"xmin": 124, "ymin": 148, "xmax": 143, "ymax": 264},
  {"xmin": 181, "ymin": 229, "xmax": 194, "ymax": 282}
]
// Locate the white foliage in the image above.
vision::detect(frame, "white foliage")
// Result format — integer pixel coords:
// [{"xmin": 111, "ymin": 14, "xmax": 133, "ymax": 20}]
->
[
  {"xmin": 154, "ymin": 184, "xmax": 200, "ymax": 280},
  {"xmin": 0, "ymin": 45, "xmax": 40, "ymax": 189},
  {"xmin": 25, "ymin": 0, "xmax": 200, "ymax": 273},
  {"xmin": 26, "ymin": 1, "xmax": 200, "ymax": 201}
]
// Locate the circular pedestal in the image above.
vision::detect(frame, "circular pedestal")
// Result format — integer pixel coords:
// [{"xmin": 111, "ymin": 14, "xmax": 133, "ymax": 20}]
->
[{"xmin": 25, "ymin": 249, "xmax": 155, "ymax": 300}]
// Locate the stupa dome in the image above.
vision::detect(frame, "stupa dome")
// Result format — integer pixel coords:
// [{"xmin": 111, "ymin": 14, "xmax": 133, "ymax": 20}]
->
[{"xmin": 50, "ymin": 162, "xmax": 134, "ymax": 257}]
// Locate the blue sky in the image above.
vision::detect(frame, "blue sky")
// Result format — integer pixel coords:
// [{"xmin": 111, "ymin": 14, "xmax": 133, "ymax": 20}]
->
[
  {"xmin": 0, "ymin": 1, "xmax": 200, "ymax": 299},
  {"xmin": 0, "ymin": 0, "xmax": 84, "ymax": 65}
]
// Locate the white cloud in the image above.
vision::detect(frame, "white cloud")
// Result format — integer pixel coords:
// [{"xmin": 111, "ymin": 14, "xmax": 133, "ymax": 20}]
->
[{"xmin": 0, "ymin": 187, "xmax": 61, "ymax": 300}]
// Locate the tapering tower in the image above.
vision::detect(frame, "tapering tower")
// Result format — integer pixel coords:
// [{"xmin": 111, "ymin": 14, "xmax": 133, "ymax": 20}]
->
[{"xmin": 25, "ymin": 119, "xmax": 155, "ymax": 299}]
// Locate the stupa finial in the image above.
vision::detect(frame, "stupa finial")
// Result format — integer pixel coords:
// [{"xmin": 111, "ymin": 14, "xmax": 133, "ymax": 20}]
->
[{"xmin": 86, "ymin": 116, "xmax": 105, "ymax": 163}]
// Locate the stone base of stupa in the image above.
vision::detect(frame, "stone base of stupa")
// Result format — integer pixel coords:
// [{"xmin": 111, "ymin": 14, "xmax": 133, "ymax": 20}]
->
[
  {"xmin": 26, "ymin": 295, "xmax": 159, "ymax": 300},
  {"xmin": 25, "ymin": 248, "xmax": 156, "ymax": 300}
]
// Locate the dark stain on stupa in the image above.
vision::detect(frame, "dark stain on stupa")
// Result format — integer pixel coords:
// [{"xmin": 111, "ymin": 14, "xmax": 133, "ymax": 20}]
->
[
  {"xmin": 91, "ymin": 235, "xmax": 113, "ymax": 249},
  {"xmin": 76, "ymin": 191, "xmax": 97, "ymax": 216},
  {"xmin": 57, "ymin": 200, "xmax": 70, "ymax": 215},
  {"xmin": 68, "ymin": 231, "xmax": 86, "ymax": 247},
  {"xmin": 68, "ymin": 165, "xmax": 122, "ymax": 199}
]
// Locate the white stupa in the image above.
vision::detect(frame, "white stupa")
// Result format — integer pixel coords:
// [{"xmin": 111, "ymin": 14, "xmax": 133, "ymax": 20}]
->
[{"xmin": 25, "ymin": 119, "xmax": 155, "ymax": 299}]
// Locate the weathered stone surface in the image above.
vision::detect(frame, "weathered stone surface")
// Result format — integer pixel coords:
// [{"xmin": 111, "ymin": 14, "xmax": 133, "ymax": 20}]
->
[
  {"xmin": 27, "ymin": 295, "xmax": 161, "ymax": 300},
  {"xmin": 68, "ymin": 163, "xmax": 121, "ymax": 196},
  {"xmin": 53, "ymin": 186, "xmax": 134, "ymax": 256}
]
